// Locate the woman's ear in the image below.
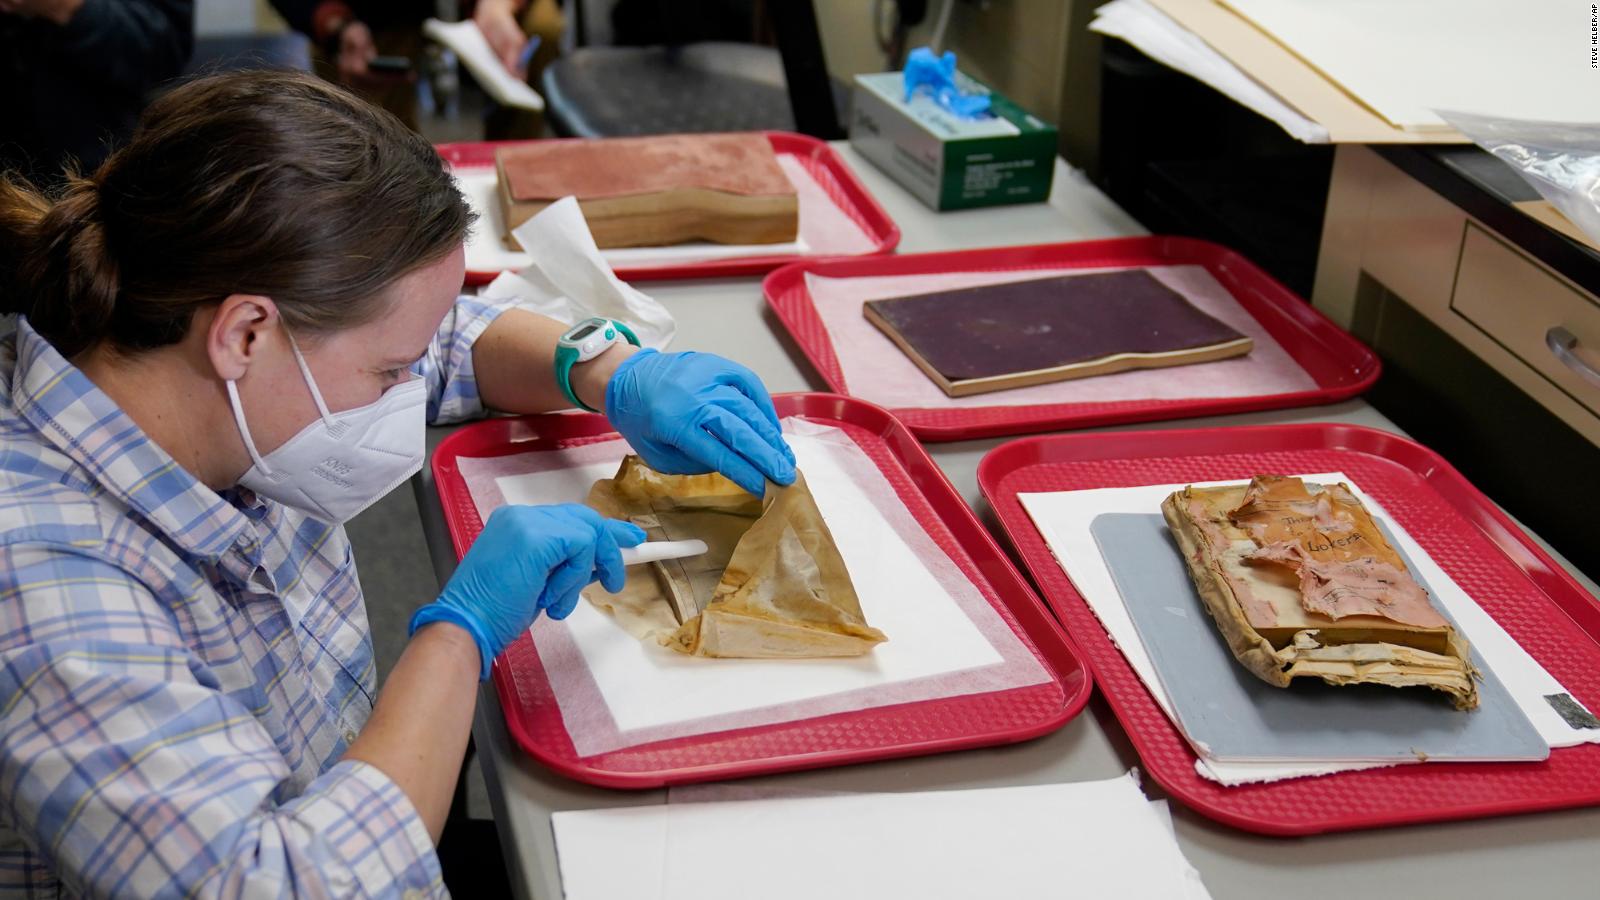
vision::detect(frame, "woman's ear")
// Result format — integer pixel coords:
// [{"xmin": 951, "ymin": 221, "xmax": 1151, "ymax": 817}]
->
[{"xmin": 207, "ymin": 294, "xmax": 279, "ymax": 382}]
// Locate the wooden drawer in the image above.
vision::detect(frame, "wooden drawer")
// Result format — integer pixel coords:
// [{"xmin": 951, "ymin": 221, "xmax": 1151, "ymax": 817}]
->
[
  {"xmin": 1451, "ymin": 223, "xmax": 1600, "ymax": 418},
  {"xmin": 1359, "ymin": 156, "xmax": 1465, "ymax": 319}
]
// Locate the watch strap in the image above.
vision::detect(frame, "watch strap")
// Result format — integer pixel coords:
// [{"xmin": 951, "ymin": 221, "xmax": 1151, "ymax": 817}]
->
[
  {"xmin": 554, "ymin": 319, "xmax": 641, "ymax": 413},
  {"xmin": 612, "ymin": 320, "xmax": 641, "ymax": 347},
  {"xmin": 553, "ymin": 343, "xmax": 591, "ymax": 412}
]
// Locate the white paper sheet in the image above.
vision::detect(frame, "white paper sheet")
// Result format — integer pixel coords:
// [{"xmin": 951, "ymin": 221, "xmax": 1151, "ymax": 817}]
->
[
  {"xmin": 422, "ymin": 19, "xmax": 545, "ymax": 111},
  {"xmin": 1018, "ymin": 473, "xmax": 1600, "ymax": 786},
  {"xmin": 458, "ymin": 420, "xmax": 1050, "ymax": 756},
  {"xmin": 457, "ymin": 153, "xmax": 874, "ymax": 276},
  {"xmin": 550, "ymin": 803, "xmax": 669, "ymax": 899},
  {"xmin": 479, "ymin": 197, "xmax": 676, "ymax": 348},
  {"xmin": 1218, "ymin": 0, "xmax": 1599, "ymax": 131},
  {"xmin": 1090, "ymin": 0, "xmax": 1328, "ymax": 143},
  {"xmin": 552, "ymin": 775, "xmax": 1212, "ymax": 900}
]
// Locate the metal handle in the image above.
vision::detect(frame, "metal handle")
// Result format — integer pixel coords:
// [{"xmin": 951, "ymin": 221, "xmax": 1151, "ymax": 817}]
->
[{"xmin": 1545, "ymin": 326, "xmax": 1600, "ymax": 389}]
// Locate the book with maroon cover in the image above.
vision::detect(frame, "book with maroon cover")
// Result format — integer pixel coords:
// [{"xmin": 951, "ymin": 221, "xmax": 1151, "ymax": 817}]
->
[
  {"xmin": 861, "ymin": 269, "xmax": 1253, "ymax": 397},
  {"xmin": 494, "ymin": 133, "xmax": 799, "ymax": 249}
]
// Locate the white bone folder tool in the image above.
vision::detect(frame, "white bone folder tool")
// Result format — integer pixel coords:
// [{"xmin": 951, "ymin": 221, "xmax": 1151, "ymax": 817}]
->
[{"xmin": 619, "ymin": 540, "xmax": 708, "ymax": 567}]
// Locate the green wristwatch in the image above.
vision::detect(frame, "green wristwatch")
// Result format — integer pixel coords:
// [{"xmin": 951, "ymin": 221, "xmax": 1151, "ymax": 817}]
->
[{"xmin": 554, "ymin": 316, "xmax": 641, "ymax": 412}]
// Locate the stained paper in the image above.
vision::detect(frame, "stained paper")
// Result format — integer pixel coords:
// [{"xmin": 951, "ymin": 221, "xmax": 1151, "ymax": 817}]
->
[{"xmin": 583, "ymin": 457, "xmax": 887, "ymax": 657}]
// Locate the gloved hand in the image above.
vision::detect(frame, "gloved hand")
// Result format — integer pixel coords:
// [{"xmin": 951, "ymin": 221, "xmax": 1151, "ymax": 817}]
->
[
  {"xmin": 409, "ymin": 503, "xmax": 646, "ymax": 680},
  {"xmin": 606, "ymin": 349, "xmax": 797, "ymax": 496}
]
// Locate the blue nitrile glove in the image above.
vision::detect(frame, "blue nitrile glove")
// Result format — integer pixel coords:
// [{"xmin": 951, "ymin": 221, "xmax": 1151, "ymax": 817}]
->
[
  {"xmin": 605, "ymin": 348, "xmax": 797, "ymax": 497},
  {"xmin": 902, "ymin": 47, "xmax": 991, "ymax": 119},
  {"xmin": 409, "ymin": 503, "xmax": 646, "ymax": 680}
]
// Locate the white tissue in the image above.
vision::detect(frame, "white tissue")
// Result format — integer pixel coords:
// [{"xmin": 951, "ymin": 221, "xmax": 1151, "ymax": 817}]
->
[{"xmin": 480, "ymin": 197, "xmax": 676, "ymax": 349}]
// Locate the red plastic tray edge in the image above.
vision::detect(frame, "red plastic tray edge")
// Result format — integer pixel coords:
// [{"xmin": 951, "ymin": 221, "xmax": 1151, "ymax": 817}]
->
[
  {"xmin": 439, "ymin": 132, "xmax": 901, "ymax": 285},
  {"xmin": 761, "ymin": 236, "xmax": 1382, "ymax": 441},
  {"xmin": 431, "ymin": 393, "xmax": 1093, "ymax": 788},
  {"xmin": 974, "ymin": 422, "xmax": 1600, "ymax": 835}
]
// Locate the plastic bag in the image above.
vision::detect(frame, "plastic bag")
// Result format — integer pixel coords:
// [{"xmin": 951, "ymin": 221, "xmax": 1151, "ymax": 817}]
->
[{"xmin": 1439, "ymin": 110, "xmax": 1600, "ymax": 248}]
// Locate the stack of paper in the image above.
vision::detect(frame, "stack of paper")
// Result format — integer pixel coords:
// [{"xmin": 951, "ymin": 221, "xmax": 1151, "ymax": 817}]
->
[
  {"xmin": 1090, "ymin": 0, "xmax": 1328, "ymax": 143},
  {"xmin": 552, "ymin": 775, "xmax": 1212, "ymax": 900},
  {"xmin": 1218, "ymin": 0, "xmax": 1594, "ymax": 132}
]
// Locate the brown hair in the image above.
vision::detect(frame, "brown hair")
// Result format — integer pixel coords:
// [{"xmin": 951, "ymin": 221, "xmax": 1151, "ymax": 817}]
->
[{"xmin": 0, "ymin": 70, "xmax": 475, "ymax": 358}]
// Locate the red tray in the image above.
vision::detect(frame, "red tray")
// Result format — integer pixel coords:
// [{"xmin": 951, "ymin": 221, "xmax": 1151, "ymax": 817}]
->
[
  {"xmin": 977, "ymin": 423, "xmax": 1600, "ymax": 835},
  {"xmin": 431, "ymin": 393, "xmax": 1091, "ymax": 788},
  {"xmin": 439, "ymin": 132, "xmax": 900, "ymax": 286},
  {"xmin": 763, "ymin": 237, "xmax": 1380, "ymax": 441}
]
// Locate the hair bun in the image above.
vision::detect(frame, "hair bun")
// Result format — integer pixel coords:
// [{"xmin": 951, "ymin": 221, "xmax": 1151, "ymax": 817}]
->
[{"xmin": 22, "ymin": 177, "xmax": 122, "ymax": 357}]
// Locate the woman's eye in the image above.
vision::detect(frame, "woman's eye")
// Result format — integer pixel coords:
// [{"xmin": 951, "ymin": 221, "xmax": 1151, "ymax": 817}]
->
[{"xmin": 382, "ymin": 367, "xmax": 408, "ymax": 381}]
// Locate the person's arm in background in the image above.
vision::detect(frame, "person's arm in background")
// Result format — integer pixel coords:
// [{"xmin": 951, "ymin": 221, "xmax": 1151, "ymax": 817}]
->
[
  {"xmin": 470, "ymin": 0, "xmax": 532, "ymax": 78},
  {"xmin": 267, "ymin": 0, "xmax": 346, "ymax": 47},
  {"xmin": 267, "ymin": 0, "xmax": 408, "ymax": 89},
  {"xmin": 269, "ymin": 0, "xmax": 531, "ymax": 82},
  {"xmin": 4, "ymin": 0, "xmax": 193, "ymax": 100}
]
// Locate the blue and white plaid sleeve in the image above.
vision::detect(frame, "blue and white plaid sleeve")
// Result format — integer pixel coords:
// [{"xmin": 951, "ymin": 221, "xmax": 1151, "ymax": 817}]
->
[
  {"xmin": 0, "ymin": 544, "xmax": 444, "ymax": 899},
  {"xmin": 417, "ymin": 294, "xmax": 526, "ymax": 425}
]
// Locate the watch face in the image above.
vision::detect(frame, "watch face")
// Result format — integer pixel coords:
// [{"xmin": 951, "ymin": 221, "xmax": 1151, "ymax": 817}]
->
[{"xmin": 568, "ymin": 322, "xmax": 601, "ymax": 341}]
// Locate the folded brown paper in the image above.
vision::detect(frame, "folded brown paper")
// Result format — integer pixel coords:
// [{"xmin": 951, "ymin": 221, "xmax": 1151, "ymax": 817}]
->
[
  {"xmin": 1162, "ymin": 475, "xmax": 1477, "ymax": 708},
  {"xmin": 583, "ymin": 456, "xmax": 887, "ymax": 657}
]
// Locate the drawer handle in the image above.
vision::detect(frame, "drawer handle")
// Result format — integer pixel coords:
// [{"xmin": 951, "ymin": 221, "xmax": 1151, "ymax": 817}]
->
[{"xmin": 1546, "ymin": 326, "xmax": 1600, "ymax": 389}]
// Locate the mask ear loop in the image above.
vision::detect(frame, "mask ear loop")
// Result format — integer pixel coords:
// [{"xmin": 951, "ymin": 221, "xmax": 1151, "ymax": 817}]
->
[
  {"xmin": 227, "ymin": 328, "xmax": 341, "ymax": 480},
  {"xmin": 226, "ymin": 379, "xmax": 275, "ymax": 478},
  {"xmin": 284, "ymin": 330, "xmax": 338, "ymax": 425}
]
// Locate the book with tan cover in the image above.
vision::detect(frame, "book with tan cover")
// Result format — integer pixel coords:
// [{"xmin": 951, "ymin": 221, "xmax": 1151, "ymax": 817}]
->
[
  {"xmin": 1161, "ymin": 475, "xmax": 1478, "ymax": 708},
  {"xmin": 494, "ymin": 133, "xmax": 799, "ymax": 250}
]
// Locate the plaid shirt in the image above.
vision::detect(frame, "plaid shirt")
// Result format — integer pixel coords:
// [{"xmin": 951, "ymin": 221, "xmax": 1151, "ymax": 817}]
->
[{"xmin": 0, "ymin": 296, "xmax": 511, "ymax": 899}]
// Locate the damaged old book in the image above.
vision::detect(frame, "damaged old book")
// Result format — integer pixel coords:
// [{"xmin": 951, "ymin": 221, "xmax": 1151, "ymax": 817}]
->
[
  {"xmin": 581, "ymin": 456, "xmax": 886, "ymax": 658},
  {"xmin": 1161, "ymin": 475, "xmax": 1478, "ymax": 709},
  {"xmin": 494, "ymin": 133, "xmax": 799, "ymax": 250}
]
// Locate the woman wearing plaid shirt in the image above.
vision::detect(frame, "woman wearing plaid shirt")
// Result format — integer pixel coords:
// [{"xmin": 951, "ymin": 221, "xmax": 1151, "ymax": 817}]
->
[{"xmin": 0, "ymin": 70, "xmax": 795, "ymax": 898}]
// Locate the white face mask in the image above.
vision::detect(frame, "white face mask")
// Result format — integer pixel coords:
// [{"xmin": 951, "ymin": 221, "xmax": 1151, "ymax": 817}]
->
[{"xmin": 227, "ymin": 332, "xmax": 426, "ymax": 525}]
